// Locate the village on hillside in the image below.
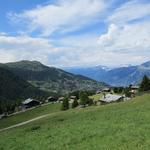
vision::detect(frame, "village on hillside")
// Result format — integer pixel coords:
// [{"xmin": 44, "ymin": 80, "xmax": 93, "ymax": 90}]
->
[{"xmin": 1, "ymin": 74, "xmax": 149, "ymax": 119}]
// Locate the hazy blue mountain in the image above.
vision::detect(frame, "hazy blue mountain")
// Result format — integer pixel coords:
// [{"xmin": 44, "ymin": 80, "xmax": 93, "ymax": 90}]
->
[
  {"xmin": 64, "ymin": 66, "xmax": 110, "ymax": 81},
  {"xmin": 64, "ymin": 61, "xmax": 150, "ymax": 86},
  {"xmin": 4, "ymin": 60, "xmax": 106, "ymax": 94}
]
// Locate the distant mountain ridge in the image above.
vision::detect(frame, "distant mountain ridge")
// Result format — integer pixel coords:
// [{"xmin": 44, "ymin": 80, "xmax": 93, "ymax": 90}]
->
[
  {"xmin": 65, "ymin": 61, "xmax": 150, "ymax": 86},
  {"xmin": 64, "ymin": 66, "xmax": 108, "ymax": 81},
  {"xmin": 2, "ymin": 60, "xmax": 106, "ymax": 94}
]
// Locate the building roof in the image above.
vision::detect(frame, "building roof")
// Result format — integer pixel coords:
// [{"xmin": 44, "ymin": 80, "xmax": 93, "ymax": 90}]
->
[
  {"xmin": 22, "ymin": 98, "xmax": 39, "ymax": 105},
  {"xmin": 58, "ymin": 97, "xmax": 64, "ymax": 101},
  {"xmin": 47, "ymin": 96, "xmax": 53, "ymax": 99},
  {"xmin": 131, "ymin": 85, "xmax": 139, "ymax": 89},
  {"xmin": 47, "ymin": 96, "xmax": 56, "ymax": 100},
  {"xmin": 100, "ymin": 94, "xmax": 123, "ymax": 103},
  {"xmin": 102, "ymin": 87, "xmax": 111, "ymax": 91},
  {"xmin": 70, "ymin": 96, "xmax": 76, "ymax": 99}
]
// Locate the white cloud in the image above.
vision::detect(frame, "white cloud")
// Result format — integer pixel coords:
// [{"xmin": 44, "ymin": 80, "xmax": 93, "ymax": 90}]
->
[
  {"xmin": 3, "ymin": 0, "xmax": 150, "ymax": 67},
  {"xmin": 97, "ymin": 21, "xmax": 150, "ymax": 65},
  {"xmin": 98, "ymin": 22, "xmax": 150, "ymax": 51},
  {"xmin": 95, "ymin": 0, "xmax": 150, "ymax": 66},
  {"xmin": 0, "ymin": 49, "xmax": 16, "ymax": 63},
  {"xmin": 0, "ymin": 28, "xmax": 149, "ymax": 67},
  {"xmin": 9, "ymin": 0, "xmax": 107, "ymax": 36},
  {"xmin": 108, "ymin": 0, "xmax": 150, "ymax": 24},
  {"xmin": 0, "ymin": 35, "xmax": 58, "ymax": 64}
]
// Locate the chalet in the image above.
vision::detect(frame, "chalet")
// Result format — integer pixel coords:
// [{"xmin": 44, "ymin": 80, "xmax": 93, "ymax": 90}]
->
[
  {"xmin": 70, "ymin": 96, "xmax": 77, "ymax": 100},
  {"xmin": 102, "ymin": 87, "xmax": 111, "ymax": 93},
  {"xmin": 130, "ymin": 85, "xmax": 139, "ymax": 94},
  {"xmin": 58, "ymin": 97, "xmax": 64, "ymax": 102},
  {"xmin": 45, "ymin": 96, "xmax": 57, "ymax": 103},
  {"xmin": 96, "ymin": 90, "xmax": 102, "ymax": 94},
  {"xmin": 21, "ymin": 98, "xmax": 40, "ymax": 109},
  {"xmin": 100, "ymin": 94, "xmax": 123, "ymax": 104},
  {"xmin": 69, "ymin": 96, "xmax": 77, "ymax": 104}
]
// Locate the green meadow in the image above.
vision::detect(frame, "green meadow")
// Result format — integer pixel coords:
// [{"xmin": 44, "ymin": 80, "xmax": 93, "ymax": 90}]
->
[
  {"xmin": 0, "ymin": 94, "xmax": 150, "ymax": 150},
  {"xmin": 0, "ymin": 103, "xmax": 61, "ymax": 129},
  {"xmin": 89, "ymin": 93, "xmax": 103, "ymax": 101}
]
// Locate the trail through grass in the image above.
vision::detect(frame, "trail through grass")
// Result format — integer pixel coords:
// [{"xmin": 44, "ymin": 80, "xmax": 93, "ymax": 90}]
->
[
  {"xmin": 0, "ymin": 94, "xmax": 150, "ymax": 150},
  {"xmin": 0, "ymin": 103, "xmax": 60, "ymax": 129}
]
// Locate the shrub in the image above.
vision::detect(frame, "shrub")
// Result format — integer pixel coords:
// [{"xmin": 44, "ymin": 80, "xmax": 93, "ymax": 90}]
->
[
  {"xmin": 30, "ymin": 125, "xmax": 41, "ymax": 131},
  {"xmin": 87, "ymin": 98, "xmax": 94, "ymax": 106}
]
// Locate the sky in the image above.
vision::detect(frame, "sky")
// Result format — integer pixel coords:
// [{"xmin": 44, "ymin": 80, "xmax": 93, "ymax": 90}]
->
[{"xmin": 0, "ymin": 0, "xmax": 150, "ymax": 67}]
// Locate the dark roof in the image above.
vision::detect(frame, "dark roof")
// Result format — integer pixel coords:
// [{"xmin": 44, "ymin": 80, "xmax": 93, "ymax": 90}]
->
[{"xmin": 22, "ymin": 98, "xmax": 39, "ymax": 105}]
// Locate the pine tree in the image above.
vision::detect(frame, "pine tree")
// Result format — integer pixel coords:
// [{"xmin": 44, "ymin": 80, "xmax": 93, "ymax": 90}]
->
[
  {"xmin": 124, "ymin": 87, "xmax": 131, "ymax": 97},
  {"xmin": 79, "ymin": 91, "xmax": 88, "ymax": 106},
  {"xmin": 140, "ymin": 75, "xmax": 150, "ymax": 92},
  {"xmin": 61, "ymin": 97, "xmax": 69, "ymax": 110}
]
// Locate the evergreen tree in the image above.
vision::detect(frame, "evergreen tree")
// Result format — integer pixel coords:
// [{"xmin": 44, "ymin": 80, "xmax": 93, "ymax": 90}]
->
[
  {"xmin": 72, "ymin": 99, "xmax": 79, "ymax": 108},
  {"xmin": 61, "ymin": 97, "xmax": 69, "ymax": 110},
  {"xmin": 79, "ymin": 91, "xmax": 89, "ymax": 106},
  {"xmin": 87, "ymin": 98, "xmax": 94, "ymax": 106},
  {"xmin": 140, "ymin": 75, "xmax": 150, "ymax": 92},
  {"xmin": 124, "ymin": 87, "xmax": 131, "ymax": 97}
]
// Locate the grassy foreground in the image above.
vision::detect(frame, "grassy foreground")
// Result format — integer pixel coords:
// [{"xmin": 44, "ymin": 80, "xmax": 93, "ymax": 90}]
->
[
  {"xmin": 0, "ymin": 94, "xmax": 150, "ymax": 150},
  {"xmin": 0, "ymin": 103, "xmax": 61, "ymax": 129}
]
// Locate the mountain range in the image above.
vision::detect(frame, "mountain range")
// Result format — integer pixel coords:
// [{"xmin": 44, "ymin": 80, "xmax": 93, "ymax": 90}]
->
[
  {"xmin": 0, "ymin": 60, "xmax": 106, "ymax": 97},
  {"xmin": 64, "ymin": 61, "xmax": 150, "ymax": 86}
]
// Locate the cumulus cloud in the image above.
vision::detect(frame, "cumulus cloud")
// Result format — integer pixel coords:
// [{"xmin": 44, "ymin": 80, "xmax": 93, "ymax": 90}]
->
[
  {"xmin": 96, "ymin": 0, "xmax": 150, "ymax": 66},
  {"xmin": 2, "ymin": 0, "xmax": 150, "ymax": 67},
  {"xmin": 9, "ymin": 0, "xmax": 107, "ymax": 36},
  {"xmin": 0, "ymin": 35, "xmax": 58, "ymax": 64},
  {"xmin": 98, "ymin": 22, "xmax": 150, "ymax": 52}
]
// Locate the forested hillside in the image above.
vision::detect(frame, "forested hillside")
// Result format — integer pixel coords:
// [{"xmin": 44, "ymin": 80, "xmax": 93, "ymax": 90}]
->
[
  {"xmin": 4, "ymin": 60, "xmax": 106, "ymax": 94},
  {"xmin": 0, "ymin": 67, "xmax": 49, "ymax": 113}
]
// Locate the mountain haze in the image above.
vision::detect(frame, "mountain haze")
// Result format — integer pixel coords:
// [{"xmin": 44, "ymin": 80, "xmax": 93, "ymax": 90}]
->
[
  {"xmin": 64, "ymin": 66, "xmax": 107, "ymax": 81},
  {"xmin": 65, "ymin": 61, "xmax": 150, "ymax": 86}
]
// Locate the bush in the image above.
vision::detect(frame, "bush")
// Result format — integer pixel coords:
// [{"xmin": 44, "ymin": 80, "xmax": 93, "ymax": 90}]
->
[
  {"xmin": 87, "ymin": 98, "xmax": 94, "ymax": 106},
  {"xmin": 30, "ymin": 125, "xmax": 41, "ymax": 131}
]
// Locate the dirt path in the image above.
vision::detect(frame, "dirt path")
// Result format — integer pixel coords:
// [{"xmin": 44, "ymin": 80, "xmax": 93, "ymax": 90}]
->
[{"xmin": 0, "ymin": 111, "xmax": 60, "ymax": 132}]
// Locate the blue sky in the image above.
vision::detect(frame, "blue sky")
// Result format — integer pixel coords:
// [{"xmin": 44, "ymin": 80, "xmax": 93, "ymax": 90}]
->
[{"xmin": 0, "ymin": 0, "xmax": 150, "ymax": 67}]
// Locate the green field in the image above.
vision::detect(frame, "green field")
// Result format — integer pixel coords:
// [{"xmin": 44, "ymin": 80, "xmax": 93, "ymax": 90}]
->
[
  {"xmin": 0, "ymin": 103, "xmax": 61, "ymax": 129},
  {"xmin": 89, "ymin": 93, "xmax": 103, "ymax": 101},
  {"xmin": 0, "ymin": 94, "xmax": 150, "ymax": 150}
]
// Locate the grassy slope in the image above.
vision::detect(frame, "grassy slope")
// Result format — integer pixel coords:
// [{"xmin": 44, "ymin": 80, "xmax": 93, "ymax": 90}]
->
[
  {"xmin": 0, "ymin": 94, "xmax": 150, "ymax": 150},
  {"xmin": 89, "ymin": 93, "xmax": 103, "ymax": 101},
  {"xmin": 0, "ymin": 103, "xmax": 60, "ymax": 129}
]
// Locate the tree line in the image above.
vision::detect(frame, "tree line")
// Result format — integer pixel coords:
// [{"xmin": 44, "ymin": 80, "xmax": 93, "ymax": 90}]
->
[{"xmin": 61, "ymin": 91, "xmax": 94, "ymax": 110}]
